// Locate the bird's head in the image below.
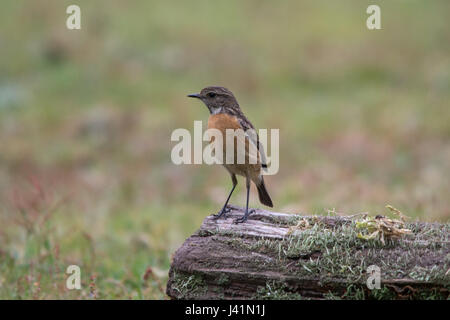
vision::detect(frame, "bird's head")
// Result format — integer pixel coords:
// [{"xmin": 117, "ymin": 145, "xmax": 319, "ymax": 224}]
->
[{"xmin": 188, "ymin": 86, "xmax": 239, "ymax": 114}]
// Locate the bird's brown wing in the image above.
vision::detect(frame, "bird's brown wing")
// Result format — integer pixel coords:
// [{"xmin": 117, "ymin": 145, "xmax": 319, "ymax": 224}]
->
[{"xmin": 237, "ymin": 116, "xmax": 268, "ymax": 169}]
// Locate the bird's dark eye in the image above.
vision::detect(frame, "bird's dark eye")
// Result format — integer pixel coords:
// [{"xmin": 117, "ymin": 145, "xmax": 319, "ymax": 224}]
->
[{"xmin": 207, "ymin": 92, "xmax": 216, "ymax": 98}]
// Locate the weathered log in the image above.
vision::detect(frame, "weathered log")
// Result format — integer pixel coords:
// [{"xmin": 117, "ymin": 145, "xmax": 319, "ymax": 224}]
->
[{"xmin": 166, "ymin": 205, "xmax": 449, "ymax": 300}]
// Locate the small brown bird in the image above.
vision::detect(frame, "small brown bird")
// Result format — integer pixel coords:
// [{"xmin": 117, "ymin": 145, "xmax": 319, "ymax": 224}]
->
[{"xmin": 188, "ymin": 86, "xmax": 273, "ymax": 223}]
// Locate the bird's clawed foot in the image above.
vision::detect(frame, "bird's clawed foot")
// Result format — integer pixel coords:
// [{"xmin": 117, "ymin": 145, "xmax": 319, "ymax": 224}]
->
[
  {"xmin": 212, "ymin": 205, "xmax": 232, "ymax": 220},
  {"xmin": 233, "ymin": 209, "xmax": 255, "ymax": 224}
]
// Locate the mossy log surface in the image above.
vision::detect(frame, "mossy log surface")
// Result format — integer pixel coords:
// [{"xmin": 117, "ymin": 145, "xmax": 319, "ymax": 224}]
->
[{"xmin": 166, "ymin": 205, "xmax": 449, "ymax": 300}]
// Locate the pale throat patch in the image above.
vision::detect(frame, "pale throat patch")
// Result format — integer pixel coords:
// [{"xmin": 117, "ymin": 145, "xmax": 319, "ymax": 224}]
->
[{"xmin": 210, "ymin": 106, "xmax": 223, "ymax": 115}]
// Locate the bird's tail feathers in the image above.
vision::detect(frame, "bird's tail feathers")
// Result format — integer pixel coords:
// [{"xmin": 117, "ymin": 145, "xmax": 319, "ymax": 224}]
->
[{"xmin": 257, "ymin": 177, "xmax": 273, "ymax": 208}]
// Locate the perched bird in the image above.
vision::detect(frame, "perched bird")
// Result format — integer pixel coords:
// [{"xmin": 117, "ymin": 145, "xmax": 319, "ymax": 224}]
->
[{"xmin": 188, "ymin": 86, "xmax": 273, "ymax": 223}]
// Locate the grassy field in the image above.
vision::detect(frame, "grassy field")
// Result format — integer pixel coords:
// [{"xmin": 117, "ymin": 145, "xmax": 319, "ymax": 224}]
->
[{"xmin": 0, "ymin": 1, "xmax": 449, "ymax": 299}]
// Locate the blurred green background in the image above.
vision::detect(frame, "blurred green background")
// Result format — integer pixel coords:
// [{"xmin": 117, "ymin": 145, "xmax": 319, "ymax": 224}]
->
[{"xmin": 0, "ymin": 0, "xmax": 449, "ymax": 299}]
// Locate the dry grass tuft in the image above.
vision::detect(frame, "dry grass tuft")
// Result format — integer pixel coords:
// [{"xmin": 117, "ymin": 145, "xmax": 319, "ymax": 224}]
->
[
  {"xmin": 287, "ymin": 217, "xmax": 311, "ymax": 235},
  {"xmin": 355, "ymin": 205, "xmax": 413, "ymax": 245}
]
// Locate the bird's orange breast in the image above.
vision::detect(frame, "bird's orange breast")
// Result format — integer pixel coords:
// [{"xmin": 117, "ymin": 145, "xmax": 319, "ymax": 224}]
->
[
  {"xmin": 207, "ymin": 113, "xmax": 261, "ymax": 178},
  {"xmin": 207, "ymin": 113, "xmax": 242, "ymax": 159},
  {"xmin": 207, "ymin": 113, "xmax": 242, "ymax": 133}
]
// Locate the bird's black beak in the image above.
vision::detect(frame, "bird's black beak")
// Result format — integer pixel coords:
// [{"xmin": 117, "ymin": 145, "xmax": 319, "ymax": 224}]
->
[{"xmin": 187, "ymin": 93, "xmax": 201, "ymax": 99}]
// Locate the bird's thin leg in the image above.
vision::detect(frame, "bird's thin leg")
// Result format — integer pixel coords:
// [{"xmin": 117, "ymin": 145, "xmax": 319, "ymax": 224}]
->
[
  {"xmin": 234, "ymin": 177, "xmax": 255, "ymax": 224},
  {"xmin": 213, "ymin": 174, "xmax": 237, "ymax": 219}
]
